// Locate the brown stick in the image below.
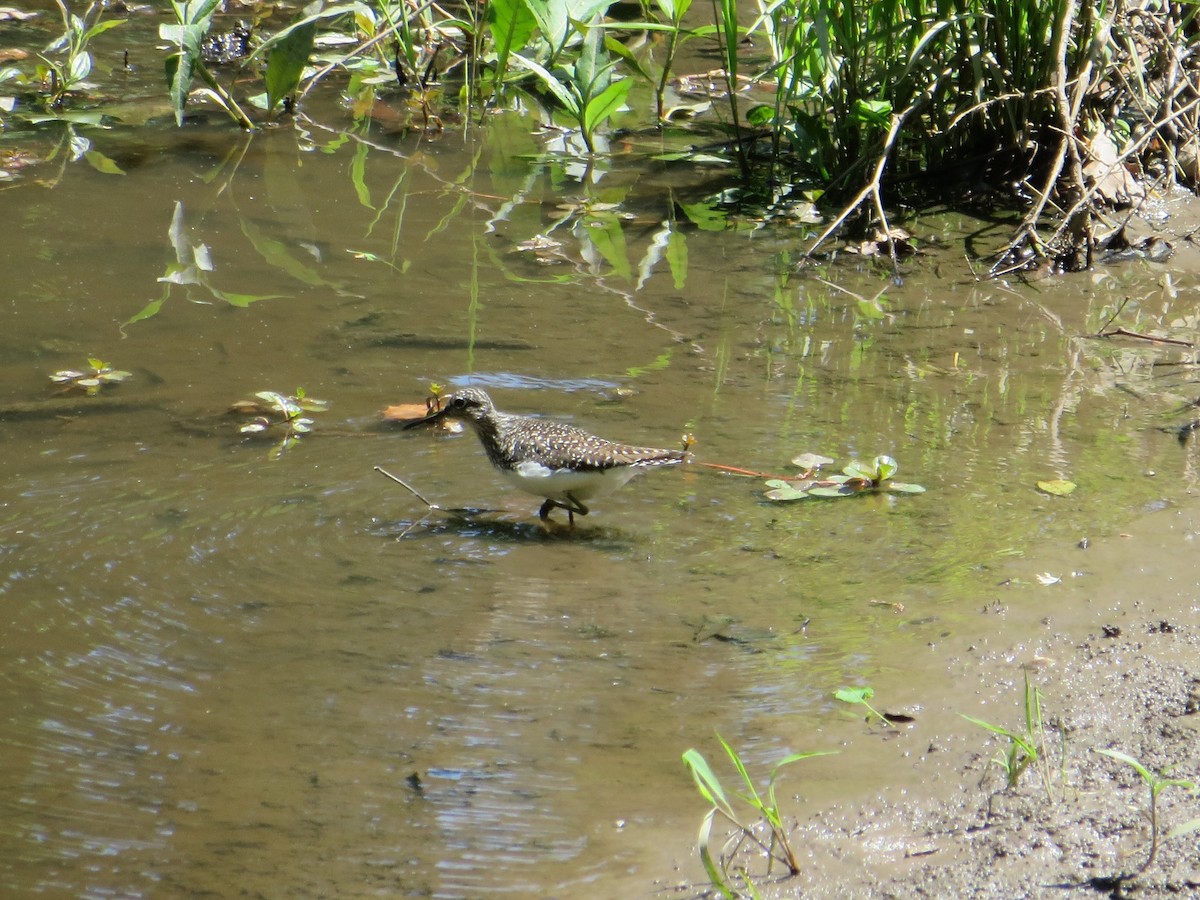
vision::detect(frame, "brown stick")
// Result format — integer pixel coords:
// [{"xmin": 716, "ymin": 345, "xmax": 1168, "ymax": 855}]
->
[{"xmin": 1098, "ymin": 327, "xmax": 1194, "ymax": 348}]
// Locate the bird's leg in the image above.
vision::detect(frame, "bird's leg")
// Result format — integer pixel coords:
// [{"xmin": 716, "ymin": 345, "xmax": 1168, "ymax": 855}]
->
[{"xmin": 538, "ymin": 495, "xmax": 590, "ymax": 526}]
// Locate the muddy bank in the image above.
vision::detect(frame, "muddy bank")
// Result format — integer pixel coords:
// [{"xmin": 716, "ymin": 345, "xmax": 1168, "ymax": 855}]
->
[{"xmin": 682, "ymin": 500, "xmax": 1200, "ymax": 899}]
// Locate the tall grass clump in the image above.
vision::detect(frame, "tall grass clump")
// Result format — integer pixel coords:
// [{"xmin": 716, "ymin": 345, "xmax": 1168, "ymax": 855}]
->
[{"xmin": 733, "ymin": 0, "xmax": 1194, "ymax": 267}]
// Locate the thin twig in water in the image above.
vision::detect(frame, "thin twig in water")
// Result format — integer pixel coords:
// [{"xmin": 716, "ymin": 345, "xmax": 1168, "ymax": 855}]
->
[
  {"xmin": 1099, "ymin": 327, "xmax": 1194, "ymax": 348},
  {"xmin": 375, "ymin": 466, "xmax": 441, "ymax": 509}
]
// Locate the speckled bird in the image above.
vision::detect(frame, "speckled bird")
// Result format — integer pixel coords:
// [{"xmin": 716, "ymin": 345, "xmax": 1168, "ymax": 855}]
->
[{"xmin": 405, "ymin": 388, "xmax": 688, "ymax": 524}]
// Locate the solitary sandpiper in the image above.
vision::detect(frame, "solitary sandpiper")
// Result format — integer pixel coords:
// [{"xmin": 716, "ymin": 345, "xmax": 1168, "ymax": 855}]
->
[{"xmin": 405, "ymin": 388, "xmax": 688, "ymax": 524}]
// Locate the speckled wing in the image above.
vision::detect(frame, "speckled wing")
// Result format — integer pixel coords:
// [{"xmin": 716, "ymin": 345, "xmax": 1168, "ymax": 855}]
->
[{"xmin": 504, "ymin": 420, "xmax": 685, "ymax": 472}]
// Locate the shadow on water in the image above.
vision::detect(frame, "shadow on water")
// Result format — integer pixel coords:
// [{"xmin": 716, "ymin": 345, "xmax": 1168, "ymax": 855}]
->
[{"xmin": 367, "ymin": 508, "xmax": 651, "ymax": 547}]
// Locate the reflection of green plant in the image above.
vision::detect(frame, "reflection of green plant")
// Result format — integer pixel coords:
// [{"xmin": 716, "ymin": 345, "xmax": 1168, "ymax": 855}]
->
[
  {"xmin": 37, "ymin": 1, "xmax": 122, "ymax": 107},
  {"xmin": 49, "ymin": 357, "xmax": 132, "ymax": 395},
  {"xmin": 1094, "ymin": 748, "xmax": 1199, "ymax": 875},
  {"xmin": 962, "ymin": 669, "xmax": 1061, "ymax": 796},
  {"xmin": 834, "ymin": 686, "xmax": 891, "ymax": 727},
  {"xmin": 682, "ymin": 733, "xmax": 834, "ymax": 897},
  {"xmin": 239, "ymin": 388, "xmax": 330, "ymax": 459},
  {"xmin": 125, "ymin": 202, "xmax": 286, "ymax": 328},
  {"xmin": 764, "ymin": 454, "xmax": 924, "ymax": 501}
]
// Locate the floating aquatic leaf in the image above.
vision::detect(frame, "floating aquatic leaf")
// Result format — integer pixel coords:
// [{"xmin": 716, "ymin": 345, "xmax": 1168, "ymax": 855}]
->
[
  {"xmin": 888, "ymin": 482, "xmax": 926, "ymax": 493},
  {"xmin": 764, "ymin": 479, "xmax": 809, "ymax": 501},
  {"xmin": 873, "ymin": 455, "xmax": 898, "ymax": 481},
  {"xmin": 1037, "ymin": 479, "xmax": 1076, "ymax": 496},
  {"xmin": 791, "ymin": 452, "xmax": 834, "ymax": 470}
]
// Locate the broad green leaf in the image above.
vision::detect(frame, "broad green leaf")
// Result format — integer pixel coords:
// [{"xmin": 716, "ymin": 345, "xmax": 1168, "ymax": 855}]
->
[
  {"xmin": 792, "ymin": 452, "xmax": 834, "ymax": 469},
  {"xmin": 581, "ymin": 77, "xmax": 631, "ymax": 136},
  {"xmin": 842, "ymin": 460, "xmax": 875, "ymax": 480},
  {"xmin": 265, "ymin": 17, "xmax": 317, "ymax": 112},
  {"xmin": 164, "ymin": 52, "xmax": 197, "ymax": 127},
  {"xmin": 82, "ymin": 19, "xmax": 124, "ymax": 44},
  {"xmin": 836, "ymin": 687, "xmax": 873, "ymax": 704},
  {"xmin": 510, "ymin": 54, "xmax": 579, "ymax": 115},
  {"xmin": 873, "ymin": 455, "xmax": 898, "ymax": 481},
  {"xmin": 888, "ymin": 482, "xmax": 926, "ymax": 493},
  {"xmin": 68, "ymin": 50, "xmax": 92, "ymax": 84},
  {"xmin": 487, "ymin": 0, "xmax": 538, "ymax": 81},
  {"xmin": 763, "ymin": 479, "xmax": 807, "ymax": 501},
  {"xmin": 852, "ymin": 98, "xmax": 892, "ymax": 127}
]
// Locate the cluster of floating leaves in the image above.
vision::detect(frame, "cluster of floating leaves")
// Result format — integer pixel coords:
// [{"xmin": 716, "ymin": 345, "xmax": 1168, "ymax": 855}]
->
[
  {"xmin": 49, "ymin": 358, "xmax": 132, "ymax": 395},
  {"xmin": 235, "ymin": 388, "xmax": 329, "ymax": 459},
  {"xmin": 765, "ymin": 454, "xmax": 925, "ymax": 501}
]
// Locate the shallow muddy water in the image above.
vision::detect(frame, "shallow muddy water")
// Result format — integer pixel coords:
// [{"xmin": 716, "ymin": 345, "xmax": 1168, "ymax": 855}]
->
[{"xmin": 4, "ymin": 12, "xmax": 1200, "ymax": 898}]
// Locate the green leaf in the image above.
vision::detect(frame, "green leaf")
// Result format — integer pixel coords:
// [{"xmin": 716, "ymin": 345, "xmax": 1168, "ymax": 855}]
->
[
  {"xmin": 123, "ymin": 294, "xmax": 167, "ymax": 327},
  {"xmin": 510, "ymin": 54, "xmax": 579, "ymax": 115},
  {"xmin": 763, "ymin": 479, "xmax": 808, "ymax": 501},
  {"xmin": 264, "ymin": 18, "xmax": 317, "ymax": 112},
  {"xmin": 1037, "ymin": 479, "xmax": 1076, "ymax": 496},
  {"xmin": 852, "ymin": 98, "xmax": 892, "ymax": 127},
  {"xmin": 68, "ymin": 50, "xmax": 93, "ymax": 84},
  {"xmin": 746, "ymin": 104, "xmax": 775, "ymax": 127},
  {"xmin": 1166, "ymin": 818, "xmax": 1200, "ymax": 840},
  {"xmin": 696, "ymin": 808, "xmax": 737, "ymax": 900},
  {"xmin": 164, "ymin": 52, "xmax": 196, "ymax": 127},
  {"xmin": 888, "ymin": 482, "xmax": 926, "ymax": 493},
  {"xmin": 487, "ymin": 0, "xmax": 538, "ymax": 81},
  {"xmin": 842, "ymin": 460, "xmax": 876, "ymax": 480},
  {"xmin": 682, "ymin": 748, "xmax": 734, "ymax": 819},
  {"xmin": 873, "ymin": 455, "xmax": 898, "ymax": 481},
  {"xmin": 581, "ymin": 77, "xmax": 631, "ymax": 136},
  {"xmin": 1094, "ymin": 747, "xmax": 1153, "ymax": 783},
  {"xmin": 836, "ymin": 687, "xmax": 873, "ymax": 704}
]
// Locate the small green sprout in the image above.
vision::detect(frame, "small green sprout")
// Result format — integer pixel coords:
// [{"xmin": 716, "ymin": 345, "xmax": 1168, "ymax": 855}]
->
[
  {"xmin": 1094, "ymin": 747, "xmax": 1199, "ymax": 874},
  {"xmin": 237, "ymin": 387, "xmax": 329, "ymax": 459},
  {"xmin": 49, "ymin": 357, "xmax": 133, "ymax": 395},
  {"xmin": 835, "ymin": 686, "xmax": 892, "ymax": 727}
]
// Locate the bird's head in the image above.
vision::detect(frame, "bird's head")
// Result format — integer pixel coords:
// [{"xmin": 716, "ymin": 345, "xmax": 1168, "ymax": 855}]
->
[{"xmin": 404, "ymin": 388, "xmax": 495, "ymax": 430}]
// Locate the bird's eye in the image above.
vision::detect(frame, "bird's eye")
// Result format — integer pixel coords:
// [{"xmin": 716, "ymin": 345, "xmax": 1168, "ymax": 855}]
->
[{"xmin": 452, "ymin": 397, "xmax": 468, "ymax": 409}]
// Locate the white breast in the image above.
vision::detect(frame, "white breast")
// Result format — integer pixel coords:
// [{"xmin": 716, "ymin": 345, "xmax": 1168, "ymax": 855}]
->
[{"xmin": 502, "ymin": 460, "xmax": 642, "ymax": 502}]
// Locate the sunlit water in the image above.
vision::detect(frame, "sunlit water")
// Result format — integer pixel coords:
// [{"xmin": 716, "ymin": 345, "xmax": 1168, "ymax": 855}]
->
[{"xmin": 4, "ymin": 12, "xmax": 1200, "ymax": 898}]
